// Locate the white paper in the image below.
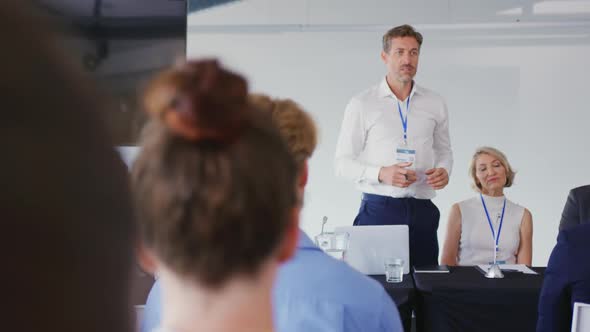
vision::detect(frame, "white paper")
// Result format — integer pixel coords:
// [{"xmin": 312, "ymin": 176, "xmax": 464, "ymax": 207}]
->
[{"xmin": 477, "ymin": 264, "xmax": 538, "ymax": 275}]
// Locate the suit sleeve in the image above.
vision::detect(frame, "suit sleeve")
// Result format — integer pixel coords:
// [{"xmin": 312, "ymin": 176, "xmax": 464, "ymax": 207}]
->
[
  {"xmin": 559, "ymin": 189, "xmax": 580, "ymax": 231},
  {"xmin": 537, "ymin": 231, "xmax": 572, "ymax": 332}
]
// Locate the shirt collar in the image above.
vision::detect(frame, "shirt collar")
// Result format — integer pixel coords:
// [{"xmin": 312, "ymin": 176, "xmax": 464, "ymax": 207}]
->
[{"xmin": 378, "ymin": 76, "xmax": 421, "ymax": 100}]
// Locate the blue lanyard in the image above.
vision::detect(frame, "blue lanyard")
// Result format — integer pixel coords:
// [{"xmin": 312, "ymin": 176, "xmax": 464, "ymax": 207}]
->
[
  {"xmin": 480, "ymin": 194, "xmax": 506, "ymax": 252},
  {"xmin": 396, "ymin": 96, "xmax": 411, "ymax": 143}
]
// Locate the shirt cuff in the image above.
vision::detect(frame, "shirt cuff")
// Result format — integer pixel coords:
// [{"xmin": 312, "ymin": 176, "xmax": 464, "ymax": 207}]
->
[
  {"xmin": 364, "ymin": 165, "xmax": 381, "ymax": 184},
  {"xmin": 436, "ymin": 164, "xmax": 452, "ymax": 177}
]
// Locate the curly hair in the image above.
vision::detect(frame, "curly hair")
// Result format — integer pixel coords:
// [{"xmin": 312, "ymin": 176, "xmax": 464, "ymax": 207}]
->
[{"xmin": 249, "ymin": 94, "xmax": 317, "ymax": 171}]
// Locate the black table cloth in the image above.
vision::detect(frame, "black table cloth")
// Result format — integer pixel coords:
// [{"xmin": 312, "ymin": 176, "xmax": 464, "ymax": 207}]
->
[{"xmin": 413, "ymin": 266, "xmax": 546, "ymax": 332}]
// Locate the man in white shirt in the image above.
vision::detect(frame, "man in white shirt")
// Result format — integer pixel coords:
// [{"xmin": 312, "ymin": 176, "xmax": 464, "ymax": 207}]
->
[{"xmin": 335, "ymin": 24, "xmax": 453, "ymax": 267}]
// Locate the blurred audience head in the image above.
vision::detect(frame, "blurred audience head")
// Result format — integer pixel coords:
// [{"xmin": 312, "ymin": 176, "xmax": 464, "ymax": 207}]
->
[
  {"xmin": 249, "ymin": 94, "xmax": 317, "ymax": 188},
  {"xmin": 133, "ymin": 59, "xmax": 300, "ymax": 291},
  {"xmin": 1, "ymin": 1, "xmax": 134, "ymax": 331}
]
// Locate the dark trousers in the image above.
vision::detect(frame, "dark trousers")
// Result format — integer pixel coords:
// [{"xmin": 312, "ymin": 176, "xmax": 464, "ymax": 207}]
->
[{"xmin": 353, "ymin": 193, "xmax": 440, "ymax": 268}]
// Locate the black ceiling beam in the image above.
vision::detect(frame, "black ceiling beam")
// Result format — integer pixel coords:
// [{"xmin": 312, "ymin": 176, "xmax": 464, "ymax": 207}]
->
[
  {"xmin": 32, "ymin": 0, "xmax": 243, "ymax": 40},
  {"xmin": 77, "ymin": 17, "xmax": 187, "ymax": 39}
]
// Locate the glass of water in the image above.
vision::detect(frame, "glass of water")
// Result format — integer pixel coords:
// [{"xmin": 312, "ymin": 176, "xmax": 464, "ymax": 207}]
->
[
  {"xmin": 315, "ymin": 232, "xmax": 334, "ymax": 251},
  {"xmin": 329, "ymin": 232, "xmax": 349, "ymax": 260},
  {"xmin": 384, "ymin": 258, "xmax": 404, "ymax": 283},
  {"xmin": 315, "ymin": 231, "xmax": 349, "ymax": 260}
]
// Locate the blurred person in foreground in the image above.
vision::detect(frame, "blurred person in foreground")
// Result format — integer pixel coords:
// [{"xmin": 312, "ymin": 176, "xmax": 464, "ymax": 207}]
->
[
  {"xmin": 441, "ymin": 147, "xmax": 532, "ymax": 266},
  {"xmin": 140, "ymin": 92, "xmax": 404, "ymax": 332},
  {"xmin": 1, "ymin": 1, "xmax": 135, "ymax": 331},
  {"xmin": 133, "ymin": 60, "xmax": 300, "ymax": 332},
  {"xmin": 251, "ymin": 94, "xmax": 404, "ymax": 332}
]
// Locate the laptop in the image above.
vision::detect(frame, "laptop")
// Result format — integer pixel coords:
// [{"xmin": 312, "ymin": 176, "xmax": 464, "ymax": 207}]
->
[{"xmin": 334, "ymin": 225, "xmax": 409, "ymax": 275}]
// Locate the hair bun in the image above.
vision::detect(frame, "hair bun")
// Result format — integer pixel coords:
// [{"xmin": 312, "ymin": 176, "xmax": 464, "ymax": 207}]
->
[{"xmin": 143, "ymin": 59, "xmax": 249, "ymax": 142}]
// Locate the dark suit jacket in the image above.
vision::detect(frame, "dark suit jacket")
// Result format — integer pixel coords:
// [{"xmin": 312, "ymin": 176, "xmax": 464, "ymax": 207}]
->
[
  {"xmin": 537, "ymin": 223, "xmax": 590, "ymax": 332},
  {"xmin": 559, "ymin": 185, "xmax": 590, "ymax": 231}
]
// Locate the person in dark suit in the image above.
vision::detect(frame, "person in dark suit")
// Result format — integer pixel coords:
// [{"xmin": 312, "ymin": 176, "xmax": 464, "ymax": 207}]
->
[
  {"xmin": 537, "ymin": 223, "xmax": 590, "ymax": 332},
  {"xmin": 559, "ymin": 185, "xmax": 590, "ymax": 230}
]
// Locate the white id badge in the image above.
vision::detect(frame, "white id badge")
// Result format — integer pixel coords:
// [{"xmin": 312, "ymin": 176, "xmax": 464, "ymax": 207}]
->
[{"xmin": 395, "ymin": 146, "xmax": 416, "ymax": 170}]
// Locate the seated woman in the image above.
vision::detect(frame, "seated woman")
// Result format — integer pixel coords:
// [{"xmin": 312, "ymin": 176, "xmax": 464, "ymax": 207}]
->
[
  {"xmin": 441, "ymin": 147, "xmax": 532, "ymax": 266},
  {"xmin": 132, "ymin": 59, "xmax": 300, "ymax": 332}
]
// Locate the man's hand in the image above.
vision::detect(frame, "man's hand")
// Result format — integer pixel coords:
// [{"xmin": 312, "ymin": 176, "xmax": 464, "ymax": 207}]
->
[
  {"xmin": 425, "ymin": 167, "xmax": 449, "ymax": 190},
  {"xmin": 378, "ymin": 162, "xmax": 417, "ymax": 188}
]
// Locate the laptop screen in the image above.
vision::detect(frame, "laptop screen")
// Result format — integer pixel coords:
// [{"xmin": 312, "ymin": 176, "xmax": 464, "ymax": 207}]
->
[{"xmin": 334, "ymin": 225, "xmax": 410, "ymax": 275}]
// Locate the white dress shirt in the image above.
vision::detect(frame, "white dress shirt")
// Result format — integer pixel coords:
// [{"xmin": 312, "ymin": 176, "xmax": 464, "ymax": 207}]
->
[{"xmin": 335, "ymin": 78, "xmax": 453, "ymax": 199}]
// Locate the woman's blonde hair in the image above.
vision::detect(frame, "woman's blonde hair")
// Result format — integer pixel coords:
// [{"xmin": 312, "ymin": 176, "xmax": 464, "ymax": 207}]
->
[{"xmin": 469, "ymin": 146, "xmax": 516, "ymax": 192}]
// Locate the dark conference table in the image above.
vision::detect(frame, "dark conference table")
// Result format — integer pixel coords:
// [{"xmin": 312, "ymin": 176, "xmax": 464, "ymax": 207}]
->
[
  {"xmin": 370, "ymin": 274, "xmax": 415, "ymax": 332},
  {"xmin": 413, "ymin": 266, "xmax": 546, "ymax": 332}
]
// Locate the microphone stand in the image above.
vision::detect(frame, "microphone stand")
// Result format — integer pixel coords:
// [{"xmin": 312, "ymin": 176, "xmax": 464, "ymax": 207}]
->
[{"xmin": 485, "ymin": 213, "xmax": 504, "ymax": 279}]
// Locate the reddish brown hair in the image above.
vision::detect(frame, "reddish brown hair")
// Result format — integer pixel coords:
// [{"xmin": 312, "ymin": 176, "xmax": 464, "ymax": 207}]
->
[{"xmin": 133, "ymin": 60, "xmax": 298, "ymax": 288}]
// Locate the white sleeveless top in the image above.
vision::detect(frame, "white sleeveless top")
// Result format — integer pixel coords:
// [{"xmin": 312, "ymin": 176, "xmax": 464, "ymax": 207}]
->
[{"xmin": 457, "ymin": 195, "xmax": 525, "ymax": 265}]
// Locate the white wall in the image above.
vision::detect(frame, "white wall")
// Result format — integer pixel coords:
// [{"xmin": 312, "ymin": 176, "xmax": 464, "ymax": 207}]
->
[{"xmin": 186, "ymin": 0, "xmax": 590, "ymax": 266}]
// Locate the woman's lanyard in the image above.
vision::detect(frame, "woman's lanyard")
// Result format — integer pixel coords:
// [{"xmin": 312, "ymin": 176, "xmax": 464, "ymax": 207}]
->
[
  {"xmin": 480, "ymin": 194, "xmax": 506, "ymax": 252},
  {"xmin": 396, "ymin": 96, "xmax": 411, "ymax": 145}
]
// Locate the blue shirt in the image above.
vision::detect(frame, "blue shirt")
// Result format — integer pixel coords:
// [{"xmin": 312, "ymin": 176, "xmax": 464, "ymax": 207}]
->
[
  {"xmin": 273, "ymin": 230, "xmax": 403, "ymax": 332},
  {"xmin": 140, "ymin": 230, "xmax": 403, "ymax": 332},
  {"xmin": 141, "ymin": 280, "xmax": 161, "ymax": 332}
]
